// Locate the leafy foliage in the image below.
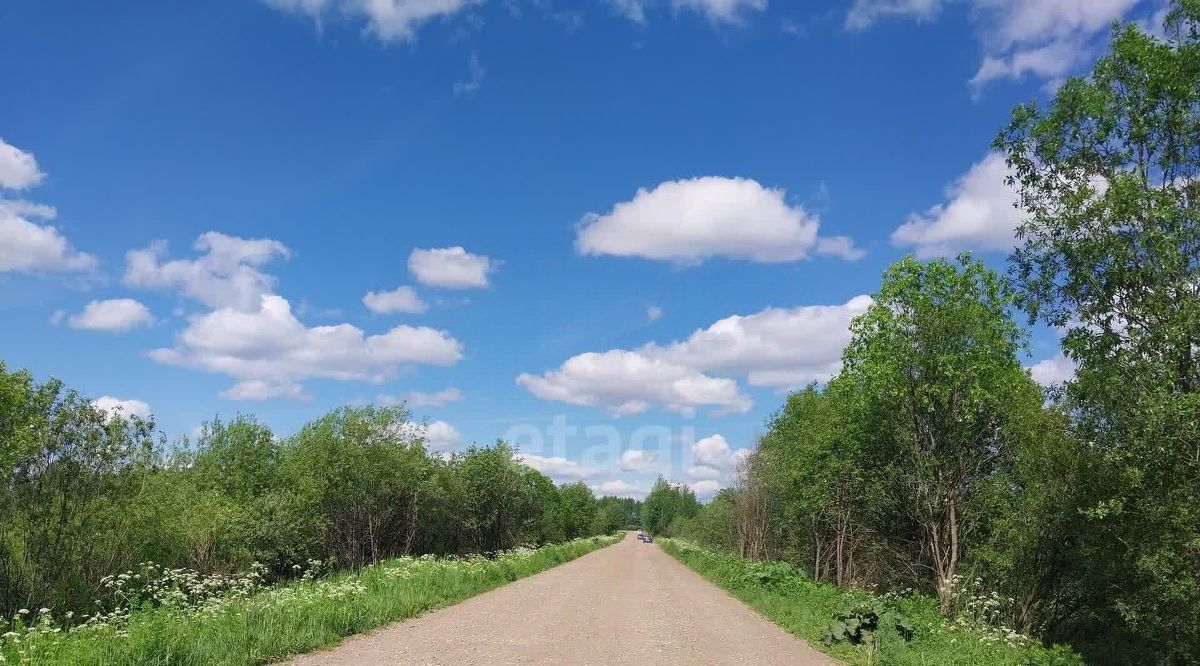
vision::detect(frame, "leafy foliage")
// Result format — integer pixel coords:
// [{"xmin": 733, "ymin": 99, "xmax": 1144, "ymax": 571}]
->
[
  {"xmin": 673, "ymin": 7, "xmax": 1200, "ymax": 663},
  {"xmin": 0, "ymin": 536, "xmax": 619, "ymax": 665},
  {"xmin": 0, "ymin": 361, "xmax": 630, "ymax": 633},
  {"xmin": 677, "ymin": 256, "xmax": 1084, "ymax": 661},
  {"xmin": 992, "ymin": 1, "xmax": 1200, "ymax": 660},
  {"xmin": 822, "ymin": 599, "xmax": 913, "ymax": 646},
  {"xmin": 662, "ymin": 539, "xmax": 1077, "ymax": 666},
  {"xmin": 639, "ymin": 477, "xmax": 699, "ymax": 536}
]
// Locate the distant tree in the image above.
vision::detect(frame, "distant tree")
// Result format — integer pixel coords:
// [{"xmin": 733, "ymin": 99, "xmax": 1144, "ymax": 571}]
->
[
  {"xmin": 754, "ymin": 379, "xmax": 885, "ymax": 585},
  {"xmin": 191, "ymin": 416, "xmax": 280, "ymax": 502},
  {"xmin": 641, "ymin": 478, "xmax": 699, "ymax": 536},
  {"xmin": 557, "ymin": 482, "xmax": 598, "ymax": 539},
  {"xmin": 285, "ymin": 405, "xmax": 428, "ymax": 567},
  {"xmin": 454, "ymin": 442, "xmax": 545, "ymax": 552},
  {"xmin": 524, "ymin": 466, "xmax": 565, "ymax": 545},
  {"xmin": 678, "ymin": 489, "xmax": 738, "ymax": 552},
  {"xmin": 591, "ymin": 497, "xmax": 628, "ymax": 535}
]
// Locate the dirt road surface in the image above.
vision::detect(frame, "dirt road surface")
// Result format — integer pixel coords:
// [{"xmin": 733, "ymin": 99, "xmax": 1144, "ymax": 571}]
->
[{"xmin": 282, "ymin": 532, "xmax": 836, "ymax": 665}]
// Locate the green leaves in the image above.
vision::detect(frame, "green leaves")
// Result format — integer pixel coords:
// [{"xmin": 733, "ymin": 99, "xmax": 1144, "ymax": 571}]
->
[
  {"xmin": 840, "ymin": 255, "xmax": 1043, "ymax": 609},
  {"xmin": 822, "ymin": 598, "xmax": 913, "ymax": 646},
  {"xmin": 992, "ymin": 2, "xmax": 1200, "ymax": 660},
  {"xmin": 641, "ymin": 477, "xmax": 700, "ymax": 536},
  {"xmin": 0, "ymin": 361, "xmax": 624, "ymax": 624}
]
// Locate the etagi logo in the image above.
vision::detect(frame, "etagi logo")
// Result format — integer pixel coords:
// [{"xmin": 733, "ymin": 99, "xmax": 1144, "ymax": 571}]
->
[{"xmin": 499, "ymin": 415, "xmax": 747, "ymax": 499}]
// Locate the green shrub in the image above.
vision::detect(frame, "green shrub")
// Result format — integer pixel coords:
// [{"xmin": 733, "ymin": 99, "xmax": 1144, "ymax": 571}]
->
[
  {"xmin": 661, "ymin": 538, "xmax": 1080, "ymax": 666},
  {"xmin": 1, "ymin": 535, "xmax": 621, "ymax": 665},
  {"xmin": 738, "ymin": 560, "xmax": 808, "ymax": 593},
  {"xmin": 822, "ymin": 598, "xmax": 913, "ymax": 646}
]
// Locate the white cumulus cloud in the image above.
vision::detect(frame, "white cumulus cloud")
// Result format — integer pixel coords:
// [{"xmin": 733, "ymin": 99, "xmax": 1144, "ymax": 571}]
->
[
  {"xmin": 671, "ymin": 0, "xmax": 766, "ymax": 24},
  {"xmin": 124, "ymin": 232, "xmax": 290, "ymax": 311},
  {"xmin": 683, "ymin": 434, "xmax": 751, "ymax": 498},
  {"xmin": 517, "ymin": 349, "xmax": 752, "ymax": 417},
  {"xmin": 691, "ymin": 434, "xmax": 750, "ymax": 470},
  {"xmin": 149, "ymin": 294, "xmax": 463, "ymax": 400},
  {"xmin": 575, "ymin": 176, "xmax": 861, "ymax": 265},
  {"xmin": 0, "ymin": 142, "xmax": 96, "ymax": 275},
  {"xmin": 0, "ymin": 200, "xmax": 97, "ymax": 274},
  {"xmin": 970, "ymin": 38, "xmax": 1083, "ymax": 89},
  {"xmin": 0, "ymin": 138, "xmax": 45, "ymax": 190},
  {"xmin": 973, "ymin": 0, "xmax": 1141, "ymax": 88},
  {"xmin": 690, "ymin": 479, "xmax": 722, "ymax": 499},
  {"xmin": 845, "ymin": 0, "xmax": 1145, "ymax": 89},
  {"xmin": 422, "ymin": 420, "xmax": 463, "ymax": 451},
  {"xmin": 91, "ymin": 396, "xmax": 152, "ymax": 421},
  {"xmin": 408, "ymin": 246, "xmax": 494, "ymax": 289},
  {"xmin": 592, "ymin": 479, "xmax": 647, "ymax": 498},
  {"xmin": 518, "ymin": 295, "xmax": 872, "ymax": 414},
  {"xmin": 647, "ymin": 295, "xmax": 873, "ymax": 390},
  {"xmin": 619, "ymin": 449, "xmax": 659, "ymax": 472},
  {"xmin": 1028, "ymin": 352, "xmax": 1076, "ymax": 386},
  {"xmin": 263, "ymin": 0, "xmax": 476, "ymax": 42},
  {"xmin": 383, "ymin": 387, "xmax": 463, "ymax": 407},
  {"xmin": 363, "ymin": 286, "xmax": 427, "ymax": 314},
  {"xmin": 518, "ymin": 453, "xmax": 599, "ymax": 480},
  {"xmin": 891, "ymin": 153, "xmax": 1021, "ymax": 257},
  {"xmin": 68, "ymin": 299, "xmax": 155, "ymax": 332},
  {"xmin": 686, "ymin": 464, "xmax": 723, "ymax": 480}
]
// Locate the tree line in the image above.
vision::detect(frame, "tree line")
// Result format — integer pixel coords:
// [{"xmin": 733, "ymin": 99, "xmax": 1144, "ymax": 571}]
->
[
  {"xmin": 665, "ymin": 6, "xmax": 1200, "ymax": 664},
  {"xmin": 0, "ymin": 378, "xmax": 632, "ymax": 620}
]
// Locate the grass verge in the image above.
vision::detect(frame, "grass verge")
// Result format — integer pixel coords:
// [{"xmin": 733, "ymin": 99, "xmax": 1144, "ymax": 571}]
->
[
  {"xmin": 660, "ymin": 539, "xmax": 1081, "ymax": 666},
  {"xmin": 3, "ymin": 535, "xmax": 621, "ymax": 665}
]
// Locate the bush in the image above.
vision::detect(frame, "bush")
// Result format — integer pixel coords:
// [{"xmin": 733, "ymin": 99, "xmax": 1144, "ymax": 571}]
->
[
  {"xmin": 0, "ymin": 360, "xmax": 638, "ymax": 631},
  {"xmin": 822, "ymin": 598, "xmax": 913, "ymax": 646},
  {"xmin": 0, "ymin": 536, "xmax": 622, "ymax": 665},
  {"xmin": 661, "ymin": 538, "xmax": 1080, "ymax": 666}
]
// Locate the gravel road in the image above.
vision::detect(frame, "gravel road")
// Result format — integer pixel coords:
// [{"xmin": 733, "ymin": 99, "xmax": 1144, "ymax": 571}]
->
[{"xmin": 282, "ymin": 532, "xmax": 836, "ymax": 665}]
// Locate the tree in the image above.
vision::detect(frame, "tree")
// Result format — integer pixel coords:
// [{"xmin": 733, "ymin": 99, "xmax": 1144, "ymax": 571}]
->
[
  {"xmin": 843, "ymin": 255, "xmax": 1036, "ymax": 611},
  {"xmin": 641, "ymin": 478, "xmax": 699, "ymax": 536},
  {"xmin": 678, "ymin": 489, "xmax": 738, "ymax": 552},
  {"xmin": 285, "ymin": 405, "xmax": 428, "ymax": 567},
  {"xmin": 453, "ymin": 442, "xmax": 544, "ymax": 552},
  {"xmin": 0, "ymin": 365, "xmax": 157, "ymax": 614},
  {"xmin": 0, "ymin": 358, "xmax": 612, "ymax": 620},
  {"xmin": 524, "ymin": 466, "xmax": 566, "ymax": 545},
  {"xmin": 754, "ymin": 379, "xmax": 885, "ymax": 585},
  {"xmin": 191, "ymin": 416, "xmax": 280, "ymax": 502},
  {"xmin": 557, "ymin": 482, "xmax": 598, "ymax": 539},
  {"xmin": 995, "ymin": 3, "xmax": 1200, "ymax": 658},
  {"xmin": 592, "ymin": 497, "xmax": 631, "ymax": 534}
]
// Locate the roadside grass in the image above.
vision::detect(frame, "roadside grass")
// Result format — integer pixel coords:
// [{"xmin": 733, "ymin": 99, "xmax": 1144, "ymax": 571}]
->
[
  {"xmin": 1, "ymin": 535, "xmax": 621, "ymax": 666},
  {"xmin": 660, "ymin": 539, "xmax": 1081, "ymax": 666}
]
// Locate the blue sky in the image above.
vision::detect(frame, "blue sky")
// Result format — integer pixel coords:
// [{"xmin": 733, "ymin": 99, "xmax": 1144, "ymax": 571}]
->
[{"xmin": 0, "ymin": 0, "xmax": 1161, "ymax": 498}]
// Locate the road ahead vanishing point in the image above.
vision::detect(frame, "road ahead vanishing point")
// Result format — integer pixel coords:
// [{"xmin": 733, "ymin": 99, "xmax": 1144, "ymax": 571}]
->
[{"xmin": 283, "ymin": 532, "xmax": 835, "ymax": 665}]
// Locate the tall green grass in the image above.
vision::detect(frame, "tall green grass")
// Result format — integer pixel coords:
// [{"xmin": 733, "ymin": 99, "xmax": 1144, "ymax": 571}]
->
[
  {"xmin": 660, "ymin": 539, "xmax": 1081, "ymax": 666},
  {"xmin": 2, "ymin": 535, "xmax": 621, "ymax": 666}
]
